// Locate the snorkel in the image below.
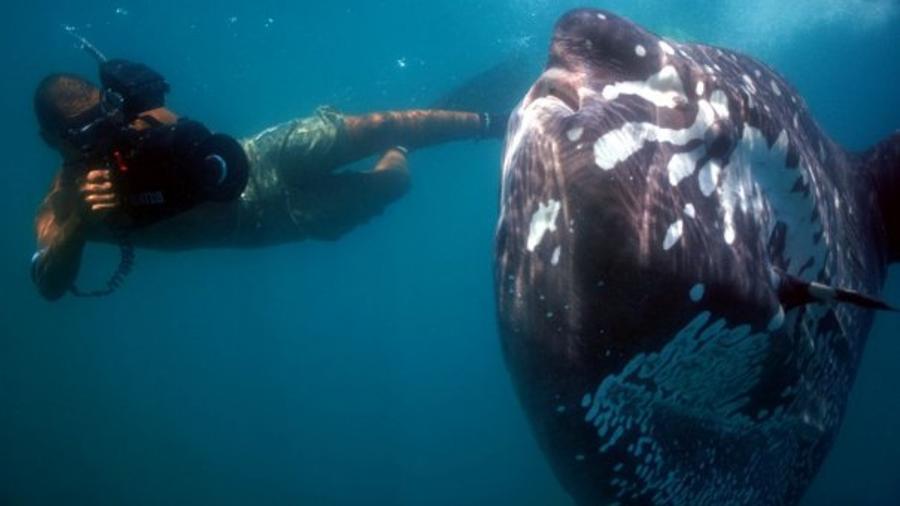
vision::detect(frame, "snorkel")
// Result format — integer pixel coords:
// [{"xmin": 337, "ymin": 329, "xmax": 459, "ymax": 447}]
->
[{"xmin": 66, "ymin": 28, "xmax": 108, "ymax": 64}]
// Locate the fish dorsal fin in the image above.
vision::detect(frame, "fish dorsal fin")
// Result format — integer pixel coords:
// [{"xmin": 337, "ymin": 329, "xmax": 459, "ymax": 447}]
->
[{"xmin": 774, "ymin": 268, "xmax": 896, "ymax": 312}]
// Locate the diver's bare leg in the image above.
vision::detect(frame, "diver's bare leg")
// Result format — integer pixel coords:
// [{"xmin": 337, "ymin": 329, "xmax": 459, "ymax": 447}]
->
[{"xmin": 337, "ymin": 110, "xmax": 486, "ymax": 166}]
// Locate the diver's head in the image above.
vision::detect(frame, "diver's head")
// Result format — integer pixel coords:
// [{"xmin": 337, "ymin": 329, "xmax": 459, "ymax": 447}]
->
[{"xmin": 34, "ymin": 73, "xmax": 120, "ymax": 160}]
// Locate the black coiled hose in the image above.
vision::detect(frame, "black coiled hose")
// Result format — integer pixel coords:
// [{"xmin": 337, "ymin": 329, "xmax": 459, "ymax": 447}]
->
[{"xmin": 70, "ymin": 228, "xmax": 135, "ymax": 298}]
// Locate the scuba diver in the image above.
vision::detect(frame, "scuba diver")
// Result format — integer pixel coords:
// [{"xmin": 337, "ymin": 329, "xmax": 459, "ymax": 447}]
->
[{"xmin": 31, "ymin": 44, "xmax": 510, "ymax": 301}]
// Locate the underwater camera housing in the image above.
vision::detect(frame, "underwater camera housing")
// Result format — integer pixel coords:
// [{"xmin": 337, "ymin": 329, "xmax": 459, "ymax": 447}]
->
[
  {"xmin": 105, "ymin": 117, "xmax": 250, "ymax": 227},
  {"xmin": 58, "ymin": 34, "xmax": 251, "ymax": 297},
  {"xmin": 69, "ymin": 58, "xmax": 249, "ymax": 228}
]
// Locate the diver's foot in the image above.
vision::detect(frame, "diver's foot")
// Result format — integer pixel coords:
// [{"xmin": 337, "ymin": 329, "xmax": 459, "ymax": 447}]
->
[{"xmin": 374, "ymin": 146, "xmax": 409, "ymax": 174}]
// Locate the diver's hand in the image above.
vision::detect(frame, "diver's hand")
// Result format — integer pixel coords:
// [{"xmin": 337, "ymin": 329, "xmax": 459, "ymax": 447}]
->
[{"xmin": 78, "ymin": 169, "xmax": 120, "ymax": 219}]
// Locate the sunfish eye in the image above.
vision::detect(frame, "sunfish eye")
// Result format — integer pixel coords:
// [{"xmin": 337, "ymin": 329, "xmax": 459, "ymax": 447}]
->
[{"xmin": 705, "ymin": 119, "xmax": 736, "ymax": 160}]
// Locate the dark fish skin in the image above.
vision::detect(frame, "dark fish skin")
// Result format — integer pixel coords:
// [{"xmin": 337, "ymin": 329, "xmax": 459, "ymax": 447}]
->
[{"xmin": 495, "ymin": 8, "xmax": 899, "ymax": 506}]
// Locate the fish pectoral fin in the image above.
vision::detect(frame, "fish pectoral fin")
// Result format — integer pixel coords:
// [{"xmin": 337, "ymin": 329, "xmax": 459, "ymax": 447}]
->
[
  {"xmin": 826, "ymin": 285, "xmax": 897, "ymax": 312},
  {"xmin": 775, "ymin": 268, "xmax": 897, "ymax": 312}
]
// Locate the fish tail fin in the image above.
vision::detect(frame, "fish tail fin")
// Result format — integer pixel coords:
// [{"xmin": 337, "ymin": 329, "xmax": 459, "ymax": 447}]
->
[{"xmin": 863, "ymin": 131, "xmax": 900, "ymax": 263}]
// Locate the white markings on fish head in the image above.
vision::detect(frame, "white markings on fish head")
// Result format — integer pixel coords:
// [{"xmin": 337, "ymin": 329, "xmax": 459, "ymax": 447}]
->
[
  {"xmin": 668, "ymin": 146, "xmax": 705, "ymax": 186},
  {"xmin": 593, "ymin": 80, "xmax": 727, "ymax": 172},
  {"xmin": 601, "ymin": 65, "xmax": 687, "ymax": 109},
  {"xmin": 742, "ymin": 74, "xmax": 757, "ymax": 95},
  {"xmin": 709, "ymin": 90, "xmax": 730, "ymax": 118},
  {"xmin": 659, "ymin": 40, "xmax": 676, "ymax": 56},
  {"xmin": 770, "ymin": 81, "xmax": 782, "ymax": 96},
  {"xmin": 594, "ymin": 124, "xmax": 646, "ymax": 171},
  {"xmin": 724, "ymin": 222, "xmax": 736, "ymax": 244},
  {"xmin": 663, "ymin": 219, "xmax": 684, "ymax": 250},
  {"xmin": 526, "ymin": 199, "xmax": 562, "ymax": 251},
  {"xmin": 698, "ymin": 160, "xmax": 722, "ymax": 197}
]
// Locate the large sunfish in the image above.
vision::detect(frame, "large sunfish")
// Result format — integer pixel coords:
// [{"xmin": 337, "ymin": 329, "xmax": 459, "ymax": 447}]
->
[{"xmin": 495, "ymin": 8, "xmax": 899, "ymax": 505}]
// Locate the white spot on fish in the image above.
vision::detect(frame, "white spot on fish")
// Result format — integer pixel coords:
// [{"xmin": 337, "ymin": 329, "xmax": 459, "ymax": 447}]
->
[
  {"xmin": 768, "ymin": 305, "xmax": 785, "ymax": 331},
  {"xmin": 567, "ymin": 126, "xmax": 584, "ymax": 142},
  {"xmin": 601, "ymin": 65, "xmax": 686, "ymax": 109},
  {"xmin": 668, "ymin": 146, "xmax": 704, "ymax": 186},
  {"xmin": 793, "ymin": 113, "xmax": 799, "ymax": 129},
  {"xmin": 698, "ymin": 160, "xmax": 721, "ymax": 196},
  {"xmin": 695, "ymin": 81, "xmax": 705, "ymax": 97},
  {"xmin": 690, "ymin": 283, "xmax": 705, "ymax": 302},
  {"xmin": 718, "ymin": 126, "xmax": 827, "ymax": 281},
  {"xmin": 742, "ymin": 74, "xmax": 757, "ymax": 95},
  {"xmin": 575, "ymin": 454, "xmax": 586, "ymax": 461},
  {"xmin": 724, "ymin": 223, "xmax": 736, "ymax": 244},
  {"xmin": 551, "ymin": 246, "xmax": 561, "ymax": 266},
  {"xmin": 659, "ymin": 41, "xmax": 676, "ymax": 55},
  {"xmin": 581, "ymin": 394, "xmax": 592, "ymax": 407},
  {"xmin": 597, "ymin": 13, "xmax": 607, "ymax": 20},
  {"xmin": 709, "ymin": 90, "xmax": 730, "ymax": 118},
  {"xmin": 635, "ymin": 44, "xmax": 647, "ymax": 57},
  {"xmin": 684, "ymin": 203, "xmax": 696, "ymax": 218},
  {"xmin": 663, "ymin": 220, "xmax": 684, "ymax": 250},
  {"xmin": 771, "ymin": 80, "xmax": 782, "ymax": 96},
  {"xmin": 526, "ymin": 200, "xmax": 561, "ymax": 251},
  {"xmin": 594, "ymin": 96, "xmax": 720, "ymax": 171}
]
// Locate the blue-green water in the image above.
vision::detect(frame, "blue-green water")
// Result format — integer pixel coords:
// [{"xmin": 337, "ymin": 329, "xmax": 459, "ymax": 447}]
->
[{"xmin": 1, "ymin": 1, "xmax": 898, "ymax": 504}]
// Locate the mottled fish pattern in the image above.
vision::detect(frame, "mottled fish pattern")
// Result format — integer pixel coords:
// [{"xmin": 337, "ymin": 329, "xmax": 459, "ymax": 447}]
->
[{"xmin": 495, "ymin": 9, "xmax": 894, "ymax": 506}]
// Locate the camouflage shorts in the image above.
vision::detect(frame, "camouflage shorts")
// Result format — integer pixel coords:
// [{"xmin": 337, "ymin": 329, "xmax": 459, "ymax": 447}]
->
[
  {"xmin": 240, "ymin": 106, "xmax": 347, "ymax": 199},
  {"xmin": 229, "ymin": 106, "xmax": 405, "ymax": 246}
]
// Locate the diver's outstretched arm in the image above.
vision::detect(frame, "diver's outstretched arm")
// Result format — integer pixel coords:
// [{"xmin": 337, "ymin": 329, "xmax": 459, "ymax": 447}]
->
[
  {"xmin": 31, "ymin": 169, "xmax": 120, "ymax": 300},
  {"xmin": 32, "ymin": 173, "xmax": 87, "ymax": 300},
  {"xmin": 335, "ymin": 109, "xmax": 502, "ymax": 167}
]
